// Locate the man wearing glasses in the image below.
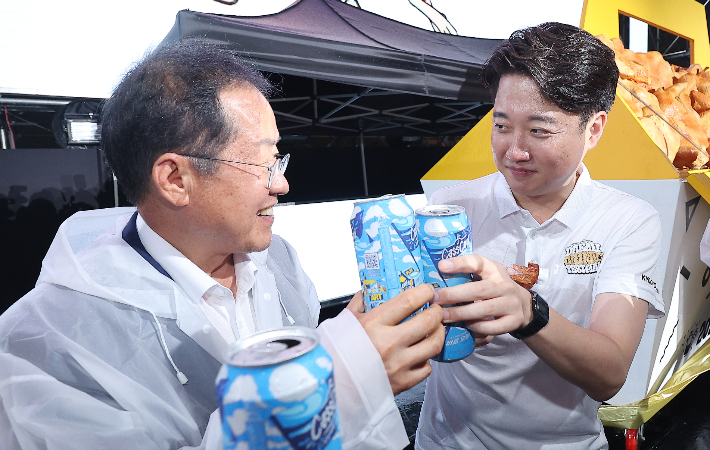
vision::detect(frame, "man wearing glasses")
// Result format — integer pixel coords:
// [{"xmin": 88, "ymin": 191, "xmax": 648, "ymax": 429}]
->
[{"xmin": 0, "ymin": 40, "xmax": 444, "ymax": 450}]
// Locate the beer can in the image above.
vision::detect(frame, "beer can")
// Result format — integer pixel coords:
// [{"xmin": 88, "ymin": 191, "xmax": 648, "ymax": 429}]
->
[
  {"xmin": 416, "ymin": 204, "xmax": 476, "ymax": 362},
  {"xmin": 216, "ymin": 327, "xmax": 341, "ymax": 450},
  {"xmin": 350, "ymin": 194, "xmax": 426, "ymax": 316}
]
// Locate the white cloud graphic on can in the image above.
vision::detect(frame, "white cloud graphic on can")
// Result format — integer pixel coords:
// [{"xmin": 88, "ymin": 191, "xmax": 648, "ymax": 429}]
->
[
  {"xmin": 424, "ymin": 218, "xmax": 448, "ymax": 238},
  {"xmin": 269, "ymin": 363, "xmax": 318, "ymax": 403},
  {"xmin": 428, "ymin": 271, "xmax": 444, "ymax": 281},
  {"xmin": 224, "ymin": 375, "xmax": 261, "ymax": 404},
  {"xmin": 226, "ymin": 408, "xmax": 249, "ymax": 436},
  {"xmin": 316, "ymin": 356, "xmax": 333, "ymax": 372},
  {"xmin": 451, "ymin": 221, "xmax": 465, "ymax": 230},
  {"xmin": 363, "ymin": 205, "xmax": 386, "ymax": 221},
  {"xmin": 388, "ymin": 199, "xmax": 411, "ymax": 217},
  {"xmin": 365, "ymin": 221, "xmax": 381, "ymax": 240}
]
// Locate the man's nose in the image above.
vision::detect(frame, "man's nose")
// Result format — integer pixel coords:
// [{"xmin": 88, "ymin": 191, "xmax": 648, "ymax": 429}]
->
[
  {"xmin": 270, "ymin": 171, "xmax": 289, "ymax": 195},
  {"xmin": 505, "ymin": 134, "xmax": 531, "ymax": 162}
]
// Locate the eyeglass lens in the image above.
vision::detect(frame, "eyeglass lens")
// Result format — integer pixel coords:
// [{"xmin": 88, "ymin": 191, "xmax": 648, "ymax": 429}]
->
[{"xmin": 268, "ymin": 154, "xmax": 289, "ymax": 188}]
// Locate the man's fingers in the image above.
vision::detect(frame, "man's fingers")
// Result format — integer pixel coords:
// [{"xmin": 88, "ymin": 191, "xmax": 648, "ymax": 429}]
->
[
  {"xmin": 391, "ymin": 360, "xmax": 432, "ymax": 395},
  {"xmin": 437, "ymin": 254, "xmax": 504, "ymax": 280},
  {"xmin": 433, "ymin": 278, "xmax": 495, "ymax": 306},
  {"xmin": 474, "ymin": 334, "xmax": 494, "ymax": 347},
  {"xmin": 362, "ymin": 284, "xmax": 436, "ymax": 326},
  {"xmin": 396, "ymin": 304, "xmax": 444, "ymax": 344},
  {"xmin": 466, "ymin": 315, "xmax": 520, "ymax": 336},
  {"xmin": 346, "ymin": 291, "xmax": 365, "ymax": 316},
  {"xmin": 388, "ymin": 324, "xmax": 446, "ymax": 394}
]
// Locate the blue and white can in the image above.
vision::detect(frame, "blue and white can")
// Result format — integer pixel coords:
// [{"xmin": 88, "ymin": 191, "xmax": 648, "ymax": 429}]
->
[
  {"xmin": 350, "ymin": 194, "xmax": 426, "ymax": 316},
  {"xmin": 416, "ymin": 204, "xmax": 476, "ymax": 362},
  {"xmin": 216, "ymin": 327, "xmax": 341, "ymax": 450}
]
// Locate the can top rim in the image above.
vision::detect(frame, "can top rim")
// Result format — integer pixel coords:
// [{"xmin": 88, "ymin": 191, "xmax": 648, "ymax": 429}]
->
[
  {"xmin": 226, "ymin": 327, "xmax": 319, "ymax": 367},
  {"xmin": 415, "ymin": 204, "xmax": 465, "ymax": 216},
  {"xmin": 353, "ymin": 193, "xmax": 405, "ymax": 205}
]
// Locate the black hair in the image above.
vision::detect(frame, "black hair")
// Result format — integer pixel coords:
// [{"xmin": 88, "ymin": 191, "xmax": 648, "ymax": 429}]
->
[
  {"xmin": 482, "ymin": 22, "xmax": 618, "ymax": 129},
  {"xmin": 101, "ymin": 39, "xmax": 272, "ymax": 205}
]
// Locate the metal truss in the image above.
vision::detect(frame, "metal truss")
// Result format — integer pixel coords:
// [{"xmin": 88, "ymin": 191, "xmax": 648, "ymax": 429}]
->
[{"xmin": 269, "ymin": 81, "xmax": 489, "ymax": 137}]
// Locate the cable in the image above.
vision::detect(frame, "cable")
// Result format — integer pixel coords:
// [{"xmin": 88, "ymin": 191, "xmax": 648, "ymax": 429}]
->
[
  {"xmin": 7, "ymin": 110, "xmax": 50, "ymax": 131},
  {"xmin": 3, "ymin": 106, "xmax": 15, "ymax": 149}
]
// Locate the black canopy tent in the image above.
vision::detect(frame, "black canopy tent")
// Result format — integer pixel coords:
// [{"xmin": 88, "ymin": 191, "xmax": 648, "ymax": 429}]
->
[
  {"xmin": 161, "ymin": 0, "xmax": 502, "ymax": 102},
  {"xmin": 159, "ymin": 0, "xmax": 503, "ymax": 203}
]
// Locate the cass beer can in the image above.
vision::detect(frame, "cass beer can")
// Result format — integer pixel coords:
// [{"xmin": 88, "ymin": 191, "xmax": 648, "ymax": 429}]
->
[
  {"xmin": 350, "ymin": 194, "xmax": 426, "ymax": 316},
  {"xmin": 416, "ymin": 204, "xmax": 476, "ymax": 362},
  {"xmin": 216, "ymin": 327, "xmax": 341, "ymax": 450}
]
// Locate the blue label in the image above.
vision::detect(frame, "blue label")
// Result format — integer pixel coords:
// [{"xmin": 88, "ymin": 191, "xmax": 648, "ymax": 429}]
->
[
  {"xmin": 433, "ymin": 324, "xmax": 475, "ymax": 362},
  {"xmin": 350, "ymin": 196, "xmax": 426, "ymax": 313},
  {"xmin": 217, "ymin": 344, "xmax": 342, "ymax": 450},
  {"xmin": 418, "ymin": 211, "xmax": 473, "ymax": 288},
  {"xmin": 273, "ymin": 374, "xmax": 339, "ymax": 450}
]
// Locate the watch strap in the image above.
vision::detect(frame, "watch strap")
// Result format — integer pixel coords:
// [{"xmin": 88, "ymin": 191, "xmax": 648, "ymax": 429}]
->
[{"xmin": 510, "ymin": 290, "xmax": 549, "ymax": 339}]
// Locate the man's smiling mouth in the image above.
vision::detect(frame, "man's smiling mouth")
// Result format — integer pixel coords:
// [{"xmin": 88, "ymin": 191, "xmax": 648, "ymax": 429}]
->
[{"xmin": 257, "ymin": 207, "xmax": 273, "ymax": 217}]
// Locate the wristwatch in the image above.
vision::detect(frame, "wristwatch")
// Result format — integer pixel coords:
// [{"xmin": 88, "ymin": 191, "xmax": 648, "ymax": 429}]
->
[{"xmin": 510, "ymin": 290, "xmax": 549, "ymax": 339}]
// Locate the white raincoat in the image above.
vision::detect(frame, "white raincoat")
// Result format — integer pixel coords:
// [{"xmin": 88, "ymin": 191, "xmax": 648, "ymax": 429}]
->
[{"xmin": 0, "ymin": 208, "xmax": 408, "ymax": 450}]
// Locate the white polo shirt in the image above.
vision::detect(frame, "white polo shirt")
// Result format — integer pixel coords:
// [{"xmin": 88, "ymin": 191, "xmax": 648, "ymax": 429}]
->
[{"xmin": 416, "ymin": 165, "xmax": 663, "ymax": 449}]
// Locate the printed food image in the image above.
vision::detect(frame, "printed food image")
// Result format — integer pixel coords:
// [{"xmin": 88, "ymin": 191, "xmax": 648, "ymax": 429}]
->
[
  {"xmin": 507, "ymin": 263, "xmax": 539, "ymax": 289},
  {"xmin": 597, "ymin": 34, "xmax": 710, "ymax": 170}
]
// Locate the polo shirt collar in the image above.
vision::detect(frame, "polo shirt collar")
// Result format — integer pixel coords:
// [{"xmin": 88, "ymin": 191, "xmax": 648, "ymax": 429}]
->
[
  {"xmin": 493, "ymin": 164, "xmax": 594, "ymax": 229},
  {"xmin": 553, "ymin": 164, "xmax": 593, "ymax": 229},
  {"xmin": 494, "ymin": 173, "xmax": 521, "ymax": 219},
  {"xmin": 136, "ymin": 213, "xmax": 257, "ymax": 302}
]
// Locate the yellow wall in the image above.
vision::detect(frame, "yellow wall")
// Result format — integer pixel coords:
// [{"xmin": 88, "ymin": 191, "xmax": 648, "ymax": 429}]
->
[{"xmin": 581, "ymin": 0, "xmax": 710, "ymax": 67}]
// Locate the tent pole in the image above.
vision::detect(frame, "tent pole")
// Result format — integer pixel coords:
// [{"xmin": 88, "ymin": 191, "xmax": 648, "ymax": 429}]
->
[
  {"xmin": 313, "ymin": 79, "xmax": 318, "ymax": 120},
  {"xmin": 113, "ymin": 172, "xmax": 119, "ymax": 207},
  {"xmin": 359, "ymin": 126, "xmax": 368, "ymax": 197}
]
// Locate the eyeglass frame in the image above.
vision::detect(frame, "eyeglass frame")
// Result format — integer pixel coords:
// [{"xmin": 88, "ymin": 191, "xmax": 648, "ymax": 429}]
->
[{"xmin": 176, "ymin": 153, "xmax": 289, "ymax": 189}]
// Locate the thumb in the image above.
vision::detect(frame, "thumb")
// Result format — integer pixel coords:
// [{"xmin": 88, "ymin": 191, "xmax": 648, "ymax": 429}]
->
[{"xmin": 346, "ymin": 291, "xmax": 366, "ymax": 317}]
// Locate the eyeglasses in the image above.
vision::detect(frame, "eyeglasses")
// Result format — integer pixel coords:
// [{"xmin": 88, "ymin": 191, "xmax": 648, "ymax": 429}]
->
[{"xmin": 178, "ymin": 153, "xmax": 289, "ymax": 188}]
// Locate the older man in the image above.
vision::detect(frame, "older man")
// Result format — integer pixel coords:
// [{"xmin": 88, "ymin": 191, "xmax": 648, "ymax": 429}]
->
[
  {"xmin": 0, "ymin": 41, "xmax": 444, "ymax": 450},
  {"xmin": 416, "ymin": 23, "xmax": 664, "ymax": 449}
]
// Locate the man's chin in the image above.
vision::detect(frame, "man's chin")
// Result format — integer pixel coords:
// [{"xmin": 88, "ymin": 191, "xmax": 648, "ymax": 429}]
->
[
  {"xmin": 233, "ymin": 232, "xmax": 274, "ymax": 256},
  {"xmin": 251, "ymin": 233, "xmax": 273, "ymax": 253}
]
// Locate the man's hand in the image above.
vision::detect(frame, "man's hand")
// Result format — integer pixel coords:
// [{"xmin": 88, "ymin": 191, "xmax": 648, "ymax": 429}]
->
[
  {"xmin": 434, "ymin": 255, "xmax": 533, "ymax": 339},
  {"xmin": 347, "ymin": 285, "xmax": 445, "ymax": 395}
]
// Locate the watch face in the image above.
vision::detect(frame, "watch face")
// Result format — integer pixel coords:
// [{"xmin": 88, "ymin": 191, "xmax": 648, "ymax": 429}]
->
[
  {"xmin": 533, "ymin": 292, "xmax": 550, "ymax": 321},
  {"xmin": 510, "ymin": 291, "xmax": 549, "ymax": 339}
]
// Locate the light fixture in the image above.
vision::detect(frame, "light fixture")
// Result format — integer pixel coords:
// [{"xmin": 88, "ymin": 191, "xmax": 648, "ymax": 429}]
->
[
  {"xmin": 65, "ymin": 114, "xmax": 101, "ymax": 145},
  {"xmin": 52, "ymin": 100, "xmax": 102, "ymax": 148}
]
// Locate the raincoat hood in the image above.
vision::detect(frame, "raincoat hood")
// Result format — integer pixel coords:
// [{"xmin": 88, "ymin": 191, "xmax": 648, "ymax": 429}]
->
[{"xmin": 39, "ymin": 207, "xmax": 193, "ymax": 319}]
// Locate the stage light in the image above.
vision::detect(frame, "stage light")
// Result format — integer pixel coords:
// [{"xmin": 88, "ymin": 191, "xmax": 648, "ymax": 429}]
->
[{"xmin": 65, "ymin": 115, "xmax": 101, "ymax": 145}]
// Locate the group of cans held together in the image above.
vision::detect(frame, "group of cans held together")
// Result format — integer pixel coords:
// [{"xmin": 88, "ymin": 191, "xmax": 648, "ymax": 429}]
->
[
  {"xmin": 351, "ymin": 194, "xmax": 477, "ymax": 363},
  {"xmin": 215, "ymin": 194, "xmax": 477, "ymax": 450}
]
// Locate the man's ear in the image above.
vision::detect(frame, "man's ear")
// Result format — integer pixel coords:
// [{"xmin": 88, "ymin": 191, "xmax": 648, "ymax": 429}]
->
[
  {"xmin": 151, "ymin": 153, "xmax": 195, "ymax": 207},
  {"xmin": 584, "ymin": 111, "xmax": 608, "ymax": 152}
]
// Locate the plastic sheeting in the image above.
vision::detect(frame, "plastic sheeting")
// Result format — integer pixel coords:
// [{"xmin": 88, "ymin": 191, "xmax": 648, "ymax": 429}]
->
[
  {"xmin": 598, "ymin": 338, "xmax": 710, "ymax": 430},
  {"xmin": 160, "ymin": 0, "xmax": 502, "ymax": 101}
]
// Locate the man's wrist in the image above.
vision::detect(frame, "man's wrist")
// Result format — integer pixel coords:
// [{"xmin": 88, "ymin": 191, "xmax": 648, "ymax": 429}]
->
[{"xmin": 510, "ymin": 290, "xmax": 549, "ymax": 339}]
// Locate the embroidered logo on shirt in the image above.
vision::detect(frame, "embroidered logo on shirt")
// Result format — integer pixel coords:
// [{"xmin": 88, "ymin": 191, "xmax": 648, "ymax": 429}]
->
[
  {"xmin": 642, "ymin": 274, "xmax": 659, "ymax": 293},
  {"xmin": 563, "ymin": 240, "xmax": 603, "ymax": 274}
]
